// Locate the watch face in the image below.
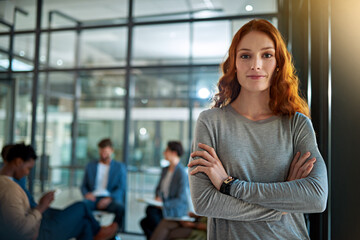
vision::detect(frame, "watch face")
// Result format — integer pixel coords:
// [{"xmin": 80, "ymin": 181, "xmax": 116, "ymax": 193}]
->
[{"xmin": 224, "ymin": 177, "xmax": 233, "ymax": 184}]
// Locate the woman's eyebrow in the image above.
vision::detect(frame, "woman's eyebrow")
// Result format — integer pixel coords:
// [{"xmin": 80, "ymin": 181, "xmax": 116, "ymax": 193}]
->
[{"xmin": 237, "ymin": 46, "xmax": 275, "ymax": 52}]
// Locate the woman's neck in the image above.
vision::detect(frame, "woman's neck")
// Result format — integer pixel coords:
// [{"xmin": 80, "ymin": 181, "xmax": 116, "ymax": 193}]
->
[
  {"xmin": 0, "ymin": 164, "xmax": 14, "ymax": 177},
  {"xmin": 231, "ymin": 90, "xmax": 273, "ymax": 121}
]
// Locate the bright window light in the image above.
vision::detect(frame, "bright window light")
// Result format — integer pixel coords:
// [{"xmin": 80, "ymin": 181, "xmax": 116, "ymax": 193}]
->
[{"xmin": 0, "ymin": 59, "xmax": 33, "ymax": 71}]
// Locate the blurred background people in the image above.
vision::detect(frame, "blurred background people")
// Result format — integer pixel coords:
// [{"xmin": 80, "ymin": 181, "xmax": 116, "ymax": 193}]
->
[
  {"xmin": 150, "ymin": 212, "xmax": 206, "ymax": 240},
  {"xmin": 0, "ymin": 143, "xmax": 118, "ymax": 240},
  {"xmin": 140, "ymin": 141, "xmax": 189, "ymax": 240},
  {"xmin": 81, "ymin": 138, "xmax": 127, "ymax": 231}
]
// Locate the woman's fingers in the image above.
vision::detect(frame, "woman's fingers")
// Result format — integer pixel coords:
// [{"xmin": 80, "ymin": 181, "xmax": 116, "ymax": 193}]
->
[
  {"xmin": 287, "ymin": 152, "xmax": 316, "ymax": 181},
  {"xmin": 190, "ymin": 165, "xmax": 208, "ymax": 175},
  {"xmin": 296, "ymin": 158, "xmax": 316, "ymax": 179},
  {"xmin": 197, "ymin": 143, "xmax": 218, "ymax": 160},
  {"xmin": 300, "ymin": 163, "xmax": 314, "ymax": 179},
  {"xmin": 287, "ymin": 152, "xmax": 300, "ymax": 180},
  {"xmin": 188, "ymin": 158, "xmax": 213, "ymax": 168},
  {"xmin": 291, "ymin": 152, "xmax": 311, "ymax": 180}
]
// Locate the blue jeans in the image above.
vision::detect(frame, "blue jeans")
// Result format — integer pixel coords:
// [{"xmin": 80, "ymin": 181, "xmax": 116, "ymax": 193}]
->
[{"xmin": 38, "ymin": 201, "xmax": 101, "ymax": 240}]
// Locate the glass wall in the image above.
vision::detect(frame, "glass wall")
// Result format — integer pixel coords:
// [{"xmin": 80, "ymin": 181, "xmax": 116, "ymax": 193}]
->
[
  {"xmin": 0, "ymin": 81, "xmax": 10, "ymax": 148},
  {"xmin": 0, "ymin": 0, "xmax": 278, "ymax": 234}
]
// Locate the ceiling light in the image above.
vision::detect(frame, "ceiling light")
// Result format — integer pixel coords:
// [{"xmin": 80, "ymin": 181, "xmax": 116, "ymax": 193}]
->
[
  {"xmin": 56, "ymin": 59, "xmax": 63, "ymax": 66},
  {"xmin": 139, "ymin": 128, "xmax": 147, "ymax": 135},
  {"xmin": 245, "ymin": 5, "xmax": 253, "ymax": 12},
  {"xmin": 114, "ymin": 87, "xmax": 126, "ymax": 96},
  {"xmin": 19, "ymin": 51, "xmax": 25, "ymax": 56}
]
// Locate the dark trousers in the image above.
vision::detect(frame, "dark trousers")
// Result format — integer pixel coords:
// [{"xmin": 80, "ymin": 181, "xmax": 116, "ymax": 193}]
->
[
  {"xmin": 84, "ymin": 197, "xmax": 125, "ymax": 231},
  {"xmin": 140, "ymin": 205, "xmax": 163, "ymax": 240},
  {"xmin": 38, "ymin": 201, "xmax": 101, "ymax": 240}
]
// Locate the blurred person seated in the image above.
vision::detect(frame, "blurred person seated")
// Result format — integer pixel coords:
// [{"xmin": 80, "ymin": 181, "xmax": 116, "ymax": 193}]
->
[
  {"xmin": 150, "ymin": 212, "xmax": 207, "ymax": 240},
  {"xmin": 81, "ymin": 138, "xmax": 126, "ymax": 231},
  {"xmin": 0, "ymin": 143, "xmax": 118, "ymax": 240},
  {"xmin": 140, "ymin": 141, "xmax": 189, "ymax": 240}
]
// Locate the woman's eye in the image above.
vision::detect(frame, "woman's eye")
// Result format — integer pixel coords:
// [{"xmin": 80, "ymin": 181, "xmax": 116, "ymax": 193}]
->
[
  {"xmin": 263, "ymin": 53, "xmax": 273, "ymax": 58},
  {"xmin": 240, "ymin": 55, "xmax": 250, "ymax": 59}
]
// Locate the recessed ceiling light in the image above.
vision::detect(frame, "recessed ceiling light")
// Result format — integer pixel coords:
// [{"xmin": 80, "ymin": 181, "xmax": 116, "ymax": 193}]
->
[
  {"xmin": 245, "ymin": 5, "xmax": 254, "ymax": 12},
  {"xmin": 139, "ymin": 127, "xmax": 147, "ymax": 135}
]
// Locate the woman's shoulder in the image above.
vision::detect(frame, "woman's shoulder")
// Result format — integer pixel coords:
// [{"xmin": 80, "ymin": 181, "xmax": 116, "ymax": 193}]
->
[
  {"xmin": 198, "ymin": 106, "xmax": 229, "ymax": 121},
  {"xmin": 287, "ymin": 112, "xmax": 314, "ymax": 132},
  {"xmin": 292, "ymin": 112, "xmax": 312, "ymax": 124}
]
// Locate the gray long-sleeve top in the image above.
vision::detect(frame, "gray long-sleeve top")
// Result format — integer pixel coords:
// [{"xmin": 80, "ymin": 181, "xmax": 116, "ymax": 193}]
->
[{"xmin": 188, "ymin": 105, "xmax": 328, "ymax": 240}]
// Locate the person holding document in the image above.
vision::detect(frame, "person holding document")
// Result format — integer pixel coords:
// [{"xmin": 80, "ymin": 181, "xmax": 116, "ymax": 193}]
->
[{"xmin": 140, "ymin": 141, "xmax": 189, "ymax": 240}]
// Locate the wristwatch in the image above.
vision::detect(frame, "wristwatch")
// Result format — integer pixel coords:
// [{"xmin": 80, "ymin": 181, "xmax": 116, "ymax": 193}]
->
[{"xmin": 220, "ymin": 176, "xmax": 237, "ymax": 195}]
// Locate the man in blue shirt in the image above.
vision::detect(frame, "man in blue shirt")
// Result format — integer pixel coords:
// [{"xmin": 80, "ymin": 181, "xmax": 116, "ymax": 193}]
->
[{"xmin": 81, "ymin": 138, "xmax": 127, "ymax": 231}]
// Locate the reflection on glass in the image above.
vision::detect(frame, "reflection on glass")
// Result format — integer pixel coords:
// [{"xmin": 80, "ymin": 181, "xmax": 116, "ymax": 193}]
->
[
  {"xmin": 14, "ymin": 34, "xmax": 35, "ymax": 60},
  {"xmin": 132, "ymin": 68, "xmax": 190, "ymax": 98},
  {"xmin": 0, "ymin": 54, "xmax": 9, "ymax": 72},
  {"xmin": 129, "ymin": 119, "xmax": 189, "ymax": 168},
  {"xmin": 193, "ymin": 21, "xmax": 231, "ymax": 64},
  {"xmin": 79, "ymin": 28, "xmax": 127, "ymax": 67},
  {"xmin": 0, "ymin": 82, "xmax": 10, "ymax": 146},
  {"xmin": 132, "ymin": 23, "xmax": 190, "ymax": 65},
  {"xmin": 45, "ymin": 96, "xmax": 73, "ymax": 175},
  {"xmin": 39, "ymin": 72, "xmax": 75, "ymax": 95},
  {"xmin": 42, "ymin": 0, "xmax": 128, "ymax": 28},
  {"xmin": 41, "ymin": 31, "xmax": 76, "ymax": 68},
  {"xmin": 80, "ymin": 70, "xmax": 126, "ymax": 98},
  {"xmin": 14, "ymin": 74, "xmax": 33, "ymax": 144},
  {"xmin": 0, "ymin": 25, "xmax": 10, "ymax": 33},
  {"xmin": 0, "ymin": 0, "xmax": 36, "ymax": 30},
  {"xmin": 134, "ymin": 0, "xmax": 277, "ymax": 21},
  {"xmin": 132, "ymin": 98, "xmax": 189, "ymax": 108},
  {"xmin": 0, "ymin": 36, "xmax": 10, "ymax": 51}
]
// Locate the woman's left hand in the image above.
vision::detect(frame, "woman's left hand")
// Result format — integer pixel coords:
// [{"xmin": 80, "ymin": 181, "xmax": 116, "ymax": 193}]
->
[{"xmin": 188, "ymin": 143, "xmax": 228, "ymax": 190}]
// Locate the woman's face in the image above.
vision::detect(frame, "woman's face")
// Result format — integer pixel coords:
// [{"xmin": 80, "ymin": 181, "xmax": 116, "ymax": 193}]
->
[
  {"xmin": 14, "ymin": 158, "xmax": 35, "ymax": 180},
  {"xmin": 163, "ymin": 147, "xmax": 172, "ymax": 161},
  {"xmin": 235, "ymin": 31, "xmax": 277, "ymax": 94}
]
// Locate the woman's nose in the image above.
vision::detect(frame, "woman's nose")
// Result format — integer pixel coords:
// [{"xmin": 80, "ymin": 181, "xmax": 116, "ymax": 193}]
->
[{"xmin": 251, "ymin": 57, "xmax": 261, "ymax": 70}]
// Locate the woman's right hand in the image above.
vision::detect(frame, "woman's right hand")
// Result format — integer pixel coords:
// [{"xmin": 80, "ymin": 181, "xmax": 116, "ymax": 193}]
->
[
  {"xmin": 35, "ymin": 191, "xmax": 55, "ymax": 213},
  {"xmin": 282, "ymin": 152, "xmax": 316, "ymax": 215},
  {"xmin": 287, "ymin": 152, "xmax": 316, "ymax": 181}
]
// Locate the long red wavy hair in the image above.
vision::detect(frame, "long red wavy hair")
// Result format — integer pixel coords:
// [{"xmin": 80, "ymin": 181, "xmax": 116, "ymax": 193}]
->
[{"xmin": 213, "ymin": 19, "xmax": 310, "ymax": 117}]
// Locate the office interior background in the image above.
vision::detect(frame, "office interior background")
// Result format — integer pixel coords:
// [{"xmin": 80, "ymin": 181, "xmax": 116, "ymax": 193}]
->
[{"xmin": 0, "ymin": 0, "xmax": 359, "ymax": 239}]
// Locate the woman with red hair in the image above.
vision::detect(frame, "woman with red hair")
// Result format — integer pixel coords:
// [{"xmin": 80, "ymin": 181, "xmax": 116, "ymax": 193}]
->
[{"xmin": 188, "ymin": 19, "xmax": 328, "ymax": 239}]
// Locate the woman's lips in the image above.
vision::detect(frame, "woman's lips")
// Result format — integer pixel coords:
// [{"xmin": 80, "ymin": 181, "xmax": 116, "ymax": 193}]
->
[{"xmin": 247, "ymin": 75, "xmax": 266, "ymax": 80}]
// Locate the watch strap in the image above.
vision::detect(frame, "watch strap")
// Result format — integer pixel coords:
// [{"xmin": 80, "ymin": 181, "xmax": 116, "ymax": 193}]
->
[{"xmin": 220, "ymin": 176, "xmax": 237, "ymax": 195}]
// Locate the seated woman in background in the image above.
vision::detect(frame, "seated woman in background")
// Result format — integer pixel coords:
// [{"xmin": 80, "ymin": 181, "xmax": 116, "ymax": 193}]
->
[
  {"xmin": 140, "ymin": 141, "xmax": 189, "ymax": 240},
  {"xmin": 150, "ymin": 212, "xmax": 206, "ymax": 240}
]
